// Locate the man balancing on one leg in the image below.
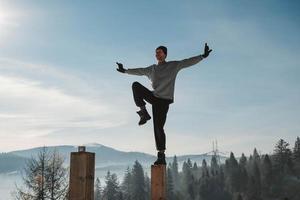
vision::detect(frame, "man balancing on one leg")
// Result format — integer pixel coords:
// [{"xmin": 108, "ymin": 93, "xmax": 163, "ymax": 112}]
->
[{"xmin": 116, "ymin": 43, "xmax": 212, "ymax": 165}]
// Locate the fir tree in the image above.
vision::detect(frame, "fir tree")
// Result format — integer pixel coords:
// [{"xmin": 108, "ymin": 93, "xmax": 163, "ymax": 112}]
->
[
  {"xmin": 121, "ymin": 167, "xmax": 132, "ymax": 200},
  {"xmin": 199, "ymin": 159, "xmax": 210, "ymax": 199},
  {"xmin": 261, "ymin": 154, "xmax": 272, "ymax": 196},
  {"xmin": 201, "ymin": 159, "xmax": 209, "ymax": 178},
  {"xmin": 103, "ymin": 171, "xmax": 120, "ymax": 200},
  {"xmin": 95, "ymin": 177, "xmax": 102, "ymax": 200},
  {"xmin": 193, "ymin": 162, "xmax": 198, "ymax": 170},
  {"xmin": 167, "ymin": 166, "xmax": 175, "ymax": 200},
  {"xmin": 131, "ymin": 160, "xmax": 146, "ymax": 200},
  {"xmin": 171, "ymin": 155, "xmax": 179, "ymax": 191},
  {"xmin": 253, "ymin": 148, "xmax": 261, "ymax": 164},
  {"xmin": 187, "ymin": 158, "xmax": 193, "ymax": 168},
  {"xmin": 273, "ymin": 139, "xmax": 293, "ymax": 176},
  {"xmin": 210, "ymin": 155, "xmax": 219, "ymax": 176},
  {"xmin": 246, "ymin": 156, "xmax": 262, "ymax": 200},
  {"xmin": 182, "ymin": 160, "xmax": 195, "ymax": 200},
  {"xmin": 144, "ymin": 173, "xmax": 150, "ymax": 200},
  {"xmin": 239, "ymin": 153, "xmax": 247, "ymax": 167},
  {"xmin": 292, "ymin": 137, "xmax": 300, "ymax": 178},
  {"xmin": 198, "ymin": 174, "xmax": 210, "ymax": 200},
  {"xmin": 238, "ymin": 153, "xmax": 248, "ymax": 193},
  {"xmin": 225, "ymin": 152, "xmax": 241, "ymax": 193},
  {"xmin": 252, "ymin": 161, "xmax": 262, "ymax": 197}
]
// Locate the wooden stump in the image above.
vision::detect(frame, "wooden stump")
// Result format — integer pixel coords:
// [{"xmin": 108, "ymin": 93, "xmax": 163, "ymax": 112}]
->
[
  {"xmin": 69, "ymin": 147, "xmax": 95, "ymax": 200},
  {"xmin": 151, "ymin": 164, "xmax": 166, "ymax": 200}
]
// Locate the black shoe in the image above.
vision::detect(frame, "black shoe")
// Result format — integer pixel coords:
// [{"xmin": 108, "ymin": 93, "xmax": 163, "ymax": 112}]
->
[
  {"xmin": 154, "ymin": 152, "xmax": 166, "ymax": 165},
  {"xmin": 136, "ymin": 109, "xmax": 151, "ymax": 126}
]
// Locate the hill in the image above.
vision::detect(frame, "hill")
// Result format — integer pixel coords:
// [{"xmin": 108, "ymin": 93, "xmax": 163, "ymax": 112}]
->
[{"xmin": 0, "ymin": 143, "xmax": 226, "ymax": 173}]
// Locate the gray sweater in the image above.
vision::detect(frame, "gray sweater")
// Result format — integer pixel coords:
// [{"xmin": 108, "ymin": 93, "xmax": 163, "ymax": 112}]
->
[{"xmin": 125, "ymin": 54, "xmax": 204, "ymax": 103}]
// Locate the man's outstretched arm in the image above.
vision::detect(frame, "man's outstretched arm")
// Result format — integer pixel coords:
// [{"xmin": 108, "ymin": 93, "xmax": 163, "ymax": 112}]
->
[
  {"xmin": 116, "ymin": 62, "xmax": 152, "ymax": 77},
  {"xmin": 177, "ymin": 43, "xmax": 212, "ymax": 71}
]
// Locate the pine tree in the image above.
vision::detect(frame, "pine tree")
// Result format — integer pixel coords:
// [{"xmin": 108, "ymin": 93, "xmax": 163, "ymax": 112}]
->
[
  {"xmin": 144, "ymin": 172, "xmax": 150, "ymax": 200},
  {"xmin": 131, "ymin": 160, "xmax": 146, "ymax": 200},
  {"xmin": 211, "ymin": 155, "xmax": 219, "ymax": 176},
  {"xmin": 238, "ymin": 153, "xmax": 248, "ymax": 193},
  {"xmin": 261, "ymin": 154, "xmax": 272, "ymax": 196},
  {"xmin": 225, "ymin": 152, "xmax": 241, "ymax": 193},
  {"xmin": 246, "ymin": 154, "xmax": 262, "ymax": 200},
  {"xmin": 229, "ymin": 152, "xmax": 239, "ymax": 168},
  {"xmin": 171, "ymin": 155, "xmax": 179, "ymax": 191},
  {"xmin": 201, "ymin": 159, "xmax": 209, "ymax": 178},
  {"xmin": 198, "ymin": 174, "xmax": 209, "ymax": 200},
  {"xmin": 191, "ymin": 161, "xmax": 200, "ymax": 179},
  {"xmin": 273, "ymin": 139, "xmax": 293, "ymax": 176},
  {"xmin": 167, "ymin": 166, "xmax": 175, "ymax": 200},
  {"xmin": 199, "ymin": 159, "xmax": 210, "ymax": 199},
  {"xmin": 187, "ymin": 158, "xmax": 193, "ymax": 168},
  {"xmin": 247, "ymin": 154, "xmax": 253, "ymax": 173},
  {"xmin": 292, "ymin": 137, "xmax": 300, "ymax": 178},
  {"xmin": 103, "ymin": 171, "xmax": 120, "ymax": 200},
  {"xmin": 95, "ymin": 177, "xmax": 102, "ymax": 200},
  {"xmin": 253, "ymin": 161, "xmax": 262, "ymax": 197},
  {"xmin": 192, "ymin": 162, "xmax": 198, "ymax": 170},
  {"xmin": 121, "ymin": 167, "xmax": 132, "ymax": 200},
  {"xmin": 239, "ymin": 153, "xmax": 247, "ymax": 167},
  {"xmin": 253, "ymin": 148, "xmax": 261, "ymax": 164},
  {"xmin": 219, "ymin": 166, "xmax": 226, "ymax": 190},
  {"xmin": 182, "ymin": 160, "xmax": 195, "ymax": 200}
]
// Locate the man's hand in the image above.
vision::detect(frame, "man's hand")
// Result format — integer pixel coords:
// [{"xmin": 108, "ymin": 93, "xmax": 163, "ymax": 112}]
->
[
  {"xmin": 116, "ymin": 62, "xmax": 126, "ymax": 73},
  {"xmin": 202, "ymin": 43, "xmax": 212, "ymax": 58}
]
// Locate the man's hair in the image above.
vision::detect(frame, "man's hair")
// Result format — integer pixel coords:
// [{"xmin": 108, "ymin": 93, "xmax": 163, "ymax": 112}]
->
[{"xmin": 156, "ymin": 46, "xmax": 167, "ymax": 56}]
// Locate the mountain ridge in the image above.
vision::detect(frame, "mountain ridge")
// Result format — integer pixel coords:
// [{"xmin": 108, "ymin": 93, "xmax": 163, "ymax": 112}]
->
[{"xmin": 0, "ymin": 143, "xmax": 227, "ymax": 174}]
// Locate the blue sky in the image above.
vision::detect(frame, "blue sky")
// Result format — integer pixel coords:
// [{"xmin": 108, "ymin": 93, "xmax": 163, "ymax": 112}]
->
[{"xmin": 0, "ymin": 0, "xmax": 299, "ymax": 156}]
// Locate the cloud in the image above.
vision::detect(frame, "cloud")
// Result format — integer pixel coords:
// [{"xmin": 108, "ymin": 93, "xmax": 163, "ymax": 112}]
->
[{"xmin": 0, "ymin": 58, "xmax": 131, "ymax": 151}]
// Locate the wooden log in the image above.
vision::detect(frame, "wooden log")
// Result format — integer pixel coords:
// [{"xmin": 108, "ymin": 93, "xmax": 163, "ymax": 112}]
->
[
  {"xmin": 69, "ymin": 146, "xmax": 95, "ymax": 200},
  {"xmin": 151, "ymin": 164, "xmax": 166, "ymax": 200}
]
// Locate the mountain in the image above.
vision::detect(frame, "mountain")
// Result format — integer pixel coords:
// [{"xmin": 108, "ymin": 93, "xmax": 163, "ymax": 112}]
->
[
  {"xmin": 8, "ymin": 143, "xmax": 155, "ymax": 167},
  {"xmin": 0, "ymin": 153, "xmax": 28, "ymax": 173},
  {"xmin": 0, "ymin": 143, "xmax": 227, "ymax": 173}
]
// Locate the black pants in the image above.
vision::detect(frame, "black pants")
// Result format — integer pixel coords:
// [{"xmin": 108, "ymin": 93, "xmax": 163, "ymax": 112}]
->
[{"xmin": 132, "ymin": 81, "xmax": 173, "ymax": 151}]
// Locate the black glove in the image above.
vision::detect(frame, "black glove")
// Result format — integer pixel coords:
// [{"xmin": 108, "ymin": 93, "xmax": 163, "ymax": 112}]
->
[
  {"xmin": 202, "ymin": 43, "xmax": 212, "ymax": 58},
  {"xmin": 116, "ymin": 62, "xmax": 126, "ymax": 73}
]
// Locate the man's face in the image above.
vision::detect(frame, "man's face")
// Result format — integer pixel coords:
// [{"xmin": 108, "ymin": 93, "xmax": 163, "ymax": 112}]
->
[{"xmin": 155, "ymin": 49, "xmax": 166, "ymax": 62}]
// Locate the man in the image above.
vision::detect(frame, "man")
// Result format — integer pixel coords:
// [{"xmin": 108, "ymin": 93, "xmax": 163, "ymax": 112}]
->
[{"xmin": 116, "ymin": 43, "xmax": 212, "ymax": 165}]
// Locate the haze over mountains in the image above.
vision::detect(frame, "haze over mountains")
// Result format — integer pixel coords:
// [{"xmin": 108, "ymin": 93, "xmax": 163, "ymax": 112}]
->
[{"xmin": 0, "ymin": 142, "xmax": 226, "ymax": 174}]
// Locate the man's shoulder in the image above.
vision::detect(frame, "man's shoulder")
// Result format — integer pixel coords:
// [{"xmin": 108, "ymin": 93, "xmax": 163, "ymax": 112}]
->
[
  {"xmin": 167, "ymin": 60, "xmax": 179, "ymax": 64},
  {"xmin": 166, "ymin": 60, "xmax": 179, "ymax": 67},
  {"xmin": 145, "ymin": 64, "xmax": 155, "ymax": 68}
]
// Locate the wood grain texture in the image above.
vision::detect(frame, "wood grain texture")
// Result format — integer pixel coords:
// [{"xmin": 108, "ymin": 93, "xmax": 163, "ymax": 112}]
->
[
  {"xmin": 151, "ymin": 165, "xmax": 166, "ymax": 200},
  {"xmin": 69, "ymin": 152, "xmax": 95, "ymax": 200}
]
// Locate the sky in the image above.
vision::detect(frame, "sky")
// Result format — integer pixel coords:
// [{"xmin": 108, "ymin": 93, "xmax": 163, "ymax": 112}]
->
[{"xmin": 0, "ymin": 0, "xmax": 299, "ymax": 157}]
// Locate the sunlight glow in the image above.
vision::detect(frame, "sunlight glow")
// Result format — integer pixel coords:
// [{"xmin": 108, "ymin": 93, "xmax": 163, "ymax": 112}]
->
[{"xmin": 0, "ymin": 2, "xmax": 19, "ymax": 42}]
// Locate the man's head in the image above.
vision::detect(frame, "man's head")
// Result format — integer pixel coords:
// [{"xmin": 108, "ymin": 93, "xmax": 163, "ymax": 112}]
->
[{"xmin": 155, "ymin": 46, "xmax": 167, "ymax": 63}]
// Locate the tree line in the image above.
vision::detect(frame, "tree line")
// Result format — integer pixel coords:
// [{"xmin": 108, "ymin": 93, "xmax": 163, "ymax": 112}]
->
[
  {"xmin": 13, "ymin": 137, "xmax": 300, "ymax": 200},
  {"xmin": 94, "ymin": 137, "xmax": 300, "ymax": 200}
]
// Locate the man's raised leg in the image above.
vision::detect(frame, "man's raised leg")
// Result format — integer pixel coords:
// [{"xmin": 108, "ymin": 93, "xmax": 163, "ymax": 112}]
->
[{"xmin": 132, "ymin": 81, "xmax": 155, "ymax": 125}]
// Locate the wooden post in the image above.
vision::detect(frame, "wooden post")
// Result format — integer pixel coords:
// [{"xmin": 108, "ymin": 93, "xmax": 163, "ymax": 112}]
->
[
  {"xmin": 69, "ymin": 146, "xmax": 95, "ymax": 200},
  {"xmin": 151, "ymin": 164, "xmax": 166, "ymax": 200}
]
